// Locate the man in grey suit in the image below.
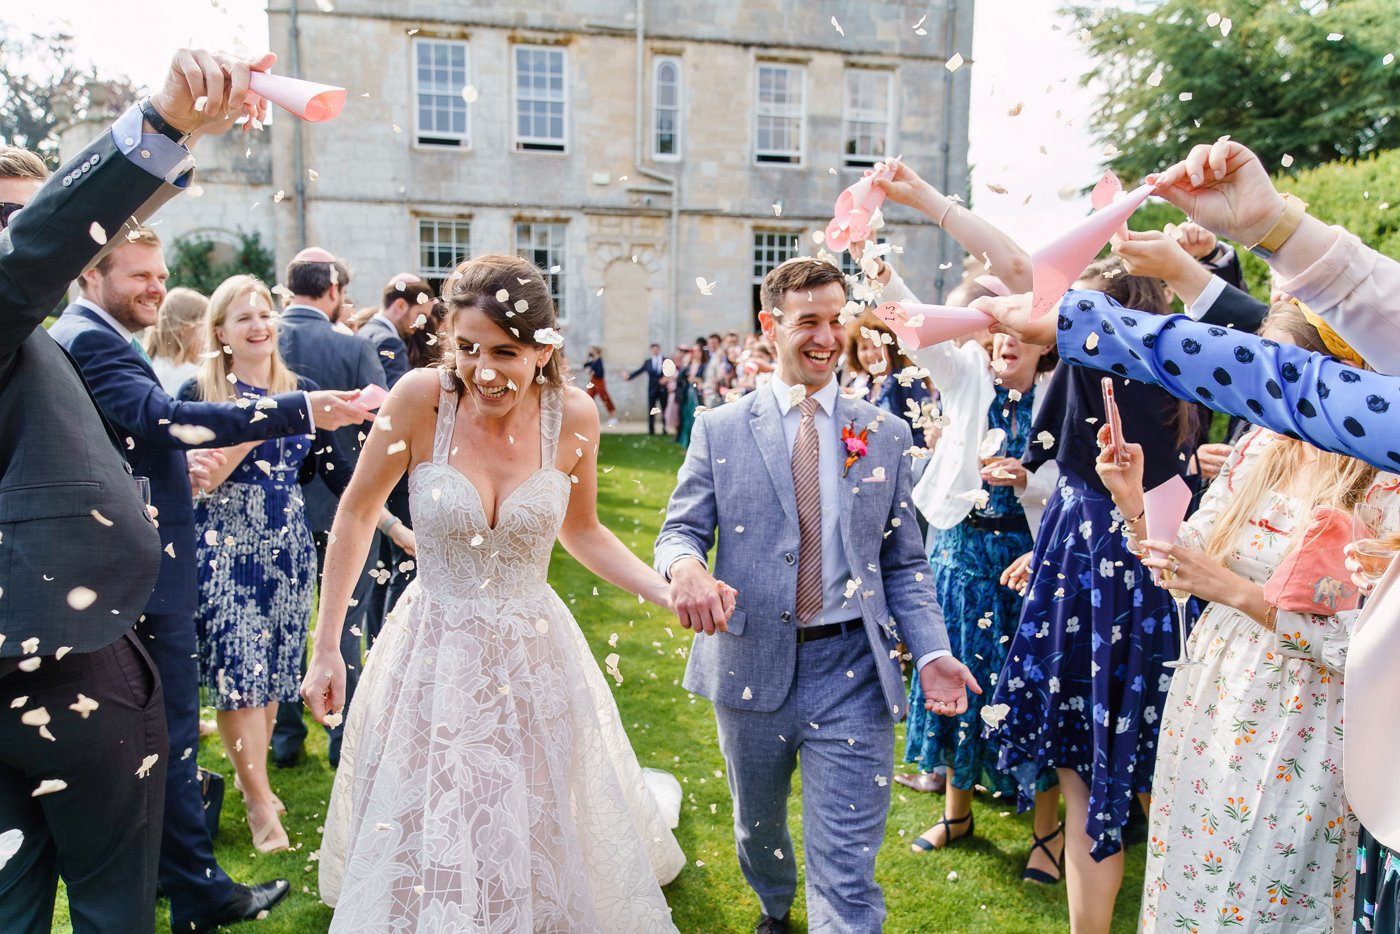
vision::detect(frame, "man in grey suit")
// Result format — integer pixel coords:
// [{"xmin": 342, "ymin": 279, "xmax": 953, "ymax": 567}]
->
[
  {"xmin": 272, "ymin": 247, "xmax": 388, "ymax": 768},
  {"xmin": 657, "ymin": 257, "xmax": 980, "ymax": 933}
]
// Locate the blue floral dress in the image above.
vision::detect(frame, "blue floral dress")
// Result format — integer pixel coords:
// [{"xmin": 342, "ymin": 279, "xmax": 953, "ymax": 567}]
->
[
  {"xmin": 987, "ymin": 362, "xmax": 1188, "ymax": 860},
  {"xmin": 180, "ymin": 377, "xmax": 349, "ymax": 710},
  {"xmin": 904, "ymin": 385, "xmax": 1033, "ymax": 796}
]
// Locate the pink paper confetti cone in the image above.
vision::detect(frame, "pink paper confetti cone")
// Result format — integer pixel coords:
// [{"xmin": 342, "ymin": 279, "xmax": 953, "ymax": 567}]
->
[
  {"xmin": 875, "ymin": 301, "xmax": 993, "ymax": 350},
  {"xmin": 1142, "ymin": 474, "xmax": 1193, "ymax": 582},
  {"xmin": 249, "ymin": 72, "xmax": 347, "ymax": 123},
  {"xmin": 1030, "ymin": 182, "xmax": 1151, "ymax": 319}
]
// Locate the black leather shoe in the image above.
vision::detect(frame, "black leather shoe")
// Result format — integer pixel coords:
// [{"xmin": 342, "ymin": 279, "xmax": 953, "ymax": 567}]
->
[
  {"xmin": 755, "ymin": 913, "xmax": 791, "ymax": 934},
  {"xmin": 272, "ymin": 747, "xmax": 303, "ymax": 769},
  {"xmin": 187, "ymin": 879, "xmax": 291, "ymax": 933}
]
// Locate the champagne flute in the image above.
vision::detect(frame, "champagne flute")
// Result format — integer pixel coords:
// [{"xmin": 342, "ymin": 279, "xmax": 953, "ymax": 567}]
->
[
  {"xmin": 1351, "ymin": 500, "xmax": 1400, "ymax": 592},
  {"xmin": 1161, "ymin": 526, "xmax": 1204, "ymax": 670}
]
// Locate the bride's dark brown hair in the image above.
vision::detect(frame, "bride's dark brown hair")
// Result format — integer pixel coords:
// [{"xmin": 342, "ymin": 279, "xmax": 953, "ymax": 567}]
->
[{"xmin": 439, "ymin": 253, "xmax": 567, "ymax": 389}]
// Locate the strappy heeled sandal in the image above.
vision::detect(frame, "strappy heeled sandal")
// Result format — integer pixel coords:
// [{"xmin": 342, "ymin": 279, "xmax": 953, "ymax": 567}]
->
[
  {"xmin": 1021, "ymin": 822, "xmax": 1065, "ymax": 884},
  {"xmin": 910, "ymin": 810, "xmax": 974, "ymax": 854}
]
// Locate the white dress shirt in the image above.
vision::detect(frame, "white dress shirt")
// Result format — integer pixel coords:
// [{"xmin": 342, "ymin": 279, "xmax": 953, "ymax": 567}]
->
[{"xmin": 74, "ymin": 296, "xmax": 135, "ymax": 343}]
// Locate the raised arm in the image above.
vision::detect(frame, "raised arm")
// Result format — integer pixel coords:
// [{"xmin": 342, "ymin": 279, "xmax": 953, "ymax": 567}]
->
[{"xmin": 873, "ymin": 161, "xmax": 1031, "ymax": 293}]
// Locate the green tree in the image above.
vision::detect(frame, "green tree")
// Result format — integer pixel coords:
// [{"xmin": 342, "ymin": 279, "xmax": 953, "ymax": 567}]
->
[
  {"xmin": 0, "ymin": 27, "xmax": 137, "ymax": 167},
  {"xmin": 167, "ymin": 230, "xmax": 277, "ymax": 296},
  {"xmin": 1068, "ymin": 0, "xmax": 1400, "ymax": 181}
]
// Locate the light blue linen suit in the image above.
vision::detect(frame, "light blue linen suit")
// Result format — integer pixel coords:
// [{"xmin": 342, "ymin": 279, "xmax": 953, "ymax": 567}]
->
[{"xmin": 656, "ymin": 385, "xmax": 951, "ymax": 930}]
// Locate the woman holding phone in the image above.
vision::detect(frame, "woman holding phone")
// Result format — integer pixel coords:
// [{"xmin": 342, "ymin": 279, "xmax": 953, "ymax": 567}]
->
[{"xmin": 984, "ymin": 258, "xmax": 1197, "ymax": 934}]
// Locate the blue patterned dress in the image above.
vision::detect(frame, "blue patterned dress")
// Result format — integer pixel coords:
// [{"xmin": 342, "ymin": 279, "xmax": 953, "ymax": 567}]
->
[
  {"xmin": 179, "ymin": 377, "xmax": 350, "ymax": 710},
  {"xmin": 987, "ymin": 358, "xmax": 1188, "ymax": 860},
  {"xmin": 904, "ymin": 384, "xmax": 1035, "ymax": 796}
]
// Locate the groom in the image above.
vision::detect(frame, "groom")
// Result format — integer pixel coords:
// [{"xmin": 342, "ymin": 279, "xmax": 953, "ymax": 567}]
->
[{"xmin": 657, "ymin": 257, "xmax": 979, "ymax": 933}]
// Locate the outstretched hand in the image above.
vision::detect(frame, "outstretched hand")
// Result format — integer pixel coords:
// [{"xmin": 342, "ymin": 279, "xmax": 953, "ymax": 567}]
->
[
  {"xmin": 971, "ymin": 293, "xmax": 1056, "ymax": 346},
  {"xmin": 920, "ymin": 655, "xmax": 982, "ymax": 717},
  {"xmin": 152, "ymin": 48, "xmax": 277, "ymax": 137},
  {"xmin": 1150, "ymin": 140, "xmax": 1286, "ymax": 246}
]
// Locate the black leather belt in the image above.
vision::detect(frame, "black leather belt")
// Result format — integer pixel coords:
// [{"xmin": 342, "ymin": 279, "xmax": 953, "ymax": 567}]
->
[
  {"xmin": 964, "ymin": 512, "xmax": 1030, "ymax": 535},
  {"xmin": 795, "ymin": 618, "xmax": 863, "ymax": 644}
]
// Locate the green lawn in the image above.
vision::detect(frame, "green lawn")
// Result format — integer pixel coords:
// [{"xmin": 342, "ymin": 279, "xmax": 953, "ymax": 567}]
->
[{"xmin": 56, "ymin": 435, "xmax": 1143, "ymax": 933}]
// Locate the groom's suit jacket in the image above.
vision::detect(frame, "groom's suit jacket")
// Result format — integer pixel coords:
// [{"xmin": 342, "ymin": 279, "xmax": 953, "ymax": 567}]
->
[{"xmin": 656, "ymin": 385, "xmax": 951, "ymax": 721}]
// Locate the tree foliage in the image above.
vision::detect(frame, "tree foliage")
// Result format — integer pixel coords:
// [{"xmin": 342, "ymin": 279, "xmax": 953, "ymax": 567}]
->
[
  {"xmin": 167, "ymin": 231, "xmax": 277, "ymax": 296},
  {"xmin": 1067, "ymin": 0, "xmax": 1400, "ymax": 181},
  {"xmin": 0, "ymin": 27, "xmax": 138, "ymax": 168}
]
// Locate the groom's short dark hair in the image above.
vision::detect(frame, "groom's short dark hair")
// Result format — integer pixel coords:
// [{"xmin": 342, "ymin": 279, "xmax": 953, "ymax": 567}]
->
[{"xmin": 761, "ymin": 257, "xmax": 845, "ymax": 316}]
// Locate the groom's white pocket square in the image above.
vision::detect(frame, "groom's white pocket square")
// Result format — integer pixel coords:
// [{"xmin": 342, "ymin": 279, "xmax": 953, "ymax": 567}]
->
[{"xmin": 861, "ymin": 467, "xmax": 888, "ymax": 483}]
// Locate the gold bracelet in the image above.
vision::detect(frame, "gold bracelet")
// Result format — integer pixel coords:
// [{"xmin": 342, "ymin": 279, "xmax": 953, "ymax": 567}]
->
[
  {"xmin": 1248, "ymin": 193, "xmax": 1308, "ymax": 259},
  {"xmin": 1262, "ymin": 603, "xmax": 1279, "ymax": 632}
]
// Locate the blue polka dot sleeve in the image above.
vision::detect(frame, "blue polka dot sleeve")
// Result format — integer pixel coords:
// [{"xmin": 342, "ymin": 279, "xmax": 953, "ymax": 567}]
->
[{"xmin": 1055, "ymin": 289, "xmax": 1399, "ymax": 472}]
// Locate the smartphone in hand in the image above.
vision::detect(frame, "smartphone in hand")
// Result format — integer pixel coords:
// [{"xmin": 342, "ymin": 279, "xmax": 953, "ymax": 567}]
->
[{"xmin": 1101, "ymin": 376, "xmax": 1126, "ymax": 467}]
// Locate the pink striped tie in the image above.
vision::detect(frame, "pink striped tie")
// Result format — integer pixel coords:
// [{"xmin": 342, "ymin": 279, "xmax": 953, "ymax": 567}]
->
[{"xmin": 792, "ymin": 396, "xmax": 823, "ymax": 623}]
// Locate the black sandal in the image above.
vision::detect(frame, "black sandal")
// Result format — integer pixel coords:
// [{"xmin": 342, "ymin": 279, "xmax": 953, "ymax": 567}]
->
[
  {"xmin": 910, "ymin": 810, "xmax": 974, "ymax": 853},
  {"xmin": 1021, "ymin": 823, "xmax": 1065, "ymax": 884}
]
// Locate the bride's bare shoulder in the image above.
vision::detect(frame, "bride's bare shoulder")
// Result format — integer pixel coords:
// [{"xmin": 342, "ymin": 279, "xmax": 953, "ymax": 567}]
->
[{"xmin": 558, "ymin": 384, "xmax": 600, "ymax": 432}]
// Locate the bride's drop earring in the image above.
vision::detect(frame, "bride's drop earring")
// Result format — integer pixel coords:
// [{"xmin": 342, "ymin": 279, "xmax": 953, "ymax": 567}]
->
[{"xmin": 536, "ymin": 366, "xmax": 546, "ymax": 385}]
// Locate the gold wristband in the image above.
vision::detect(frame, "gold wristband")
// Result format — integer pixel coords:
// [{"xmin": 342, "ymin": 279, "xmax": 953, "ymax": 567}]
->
[
  {"xmin": 1248, "ymin": 193, "xmax": 1308, "ymax": 259},
  {"xmin": 1262, "ymin": 602, "xmax": 1279, "ymax": 631}
]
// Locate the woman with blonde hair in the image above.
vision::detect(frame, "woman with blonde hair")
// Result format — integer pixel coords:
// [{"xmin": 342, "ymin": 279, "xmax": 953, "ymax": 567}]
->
[
  {"xmin": 1097, "ymin": 301, "xmax": 1381, "ymax": 932},
  {"xmin": 178, "ymin": 275, "xmax": 412, "ymax": 854},
  {"xmin": 145, "ymin": 286, "xmax": 208, "ymax": 394}
]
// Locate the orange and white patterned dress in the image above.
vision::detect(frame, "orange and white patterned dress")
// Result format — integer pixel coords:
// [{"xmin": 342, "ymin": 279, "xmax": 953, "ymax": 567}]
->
[{"xmin": 1140, "ymin": 429, "xmax": 1385, "ymax": 934}]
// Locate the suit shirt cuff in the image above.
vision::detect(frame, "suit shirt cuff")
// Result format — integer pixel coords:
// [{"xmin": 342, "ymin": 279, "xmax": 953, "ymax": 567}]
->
[
  {"xmin": 1185, "ymin": 275, "xmax": 1227, "ymax": 320},
  {"xmin": 112, "ymin": 105, "xmax": 195, "ymax": 186},
  {"xmin": 302, "ymin": 391, "xmax": 316, "ymax": 432},
  {"xmin": 915, "ymin": 650, "xmax": 951, "ymax": 671},
  {"xmin": 665, "ymin": 555, "xmax": 706, "ymax": 581}
]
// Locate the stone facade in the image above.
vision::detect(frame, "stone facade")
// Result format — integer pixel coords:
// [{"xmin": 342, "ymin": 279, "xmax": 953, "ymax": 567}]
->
[{"xmin": 60, "ymin": 0, "xmax": 973, "ymax": 418}]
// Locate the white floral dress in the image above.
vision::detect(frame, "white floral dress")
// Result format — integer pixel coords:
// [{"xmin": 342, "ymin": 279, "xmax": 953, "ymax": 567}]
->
[
  {"xmin": 1140, "ymin": 429, "xmax": 1376, "ymax": 933},
  {"xmin": 319, "ymin": 374, "xmax": 684, "ymax": 932}
]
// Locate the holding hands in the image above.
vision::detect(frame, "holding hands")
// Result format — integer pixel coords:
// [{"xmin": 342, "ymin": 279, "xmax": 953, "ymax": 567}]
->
[{"xmin": 667, "ymin": 558, "xmax": 739, "ymax": 635}]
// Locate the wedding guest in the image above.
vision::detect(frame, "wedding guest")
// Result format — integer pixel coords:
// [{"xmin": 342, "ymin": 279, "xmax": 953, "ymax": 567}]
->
[
  {"xmin": 981, "ymin": 259, "xmax": 1194, "ymax": 933},
  {"xmin": 676, "ymin": 339, "xmax": 706, "ymax": 447},
  {"xmin": 701, "ymin": 332, "xmax": 727, "ymax": 407},
  {"xmin": 842, "ymin": 309, "xmax": 934, "ymax": 432},
  {"xmin": 360, "ymin": 275, "xmax": 435, "ymax": 636},
  {"xmin": 0, "ymin": 121, "xmax": 168, "ymax": 934},
  {"xmin": 1095, "ymin": 302, "xmax": 1375, "ymax": 932},
  {"xmin": 41, "ymin": 50, "xmax": 370, "ymax": 934},
  {"xmin": 179, "ymin": 275, "xmax": 414, "ymax": 853},
  {"xmin": 626, "ymin": 342, "xmax": 670, "ymax": 435},
  {"xmin": 271, "ymin": 247, "xmax": 387, "ymax": 770},
  {"xmin": 360, "ymin": 274, "xmax": 433, "ymax": 389},
  {"xmin": 145, "ymin": 287, "xmax": 208, "ymax": 394},
  {"xmin": 583, "ymin": 345, "xmax": 619, "ymax": 426}
]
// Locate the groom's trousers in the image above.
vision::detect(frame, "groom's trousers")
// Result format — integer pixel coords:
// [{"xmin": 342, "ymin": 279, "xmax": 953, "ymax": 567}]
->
[{"xmin": 714, "ymin": 626, "xmax": 893, "ymax": 933}]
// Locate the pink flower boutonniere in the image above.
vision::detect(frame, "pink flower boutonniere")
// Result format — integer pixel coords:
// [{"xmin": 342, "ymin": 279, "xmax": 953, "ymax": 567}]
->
[{"xmin": 841, "ymin": 421, "xmax": 870, "ymax": 477}]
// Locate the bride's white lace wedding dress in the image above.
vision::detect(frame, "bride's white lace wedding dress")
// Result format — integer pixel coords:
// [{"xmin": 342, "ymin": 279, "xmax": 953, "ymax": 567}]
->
[{"xmin": 319, "ymin": 372, "xmax": 684, "ymax": 932}]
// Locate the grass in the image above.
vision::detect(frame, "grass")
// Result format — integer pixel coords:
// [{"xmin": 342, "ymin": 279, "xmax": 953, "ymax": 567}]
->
[{"xmin": 55, "ymin": 434, "xmax": 1143, "ymax": 933}]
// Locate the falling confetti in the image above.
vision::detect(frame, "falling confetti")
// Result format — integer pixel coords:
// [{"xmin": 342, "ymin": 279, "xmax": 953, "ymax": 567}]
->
[
  {"xmin": 831, "ymin": 16, "xmax": 844, "ymax": 36},
  {"xmin": 695, "ymin": 277, "xmax": 717, "ymax": 296},
  {"xmin": 88, "ymin": 223, "xmax": 107, "ymax": 245},
  {"xmin": 946, "ymin": 53, "xmax": 964, "ymax": 72},
  {"xmin": 31, "ymin": 779, "xmax": 67, "ymax": 797},
  {"xmin": 462, "ymin": 85, "xmax": 479, "ymax": 103},
  {"xmin": 66, "ymin": 587, "xmax": 97, "ymax": 611}
]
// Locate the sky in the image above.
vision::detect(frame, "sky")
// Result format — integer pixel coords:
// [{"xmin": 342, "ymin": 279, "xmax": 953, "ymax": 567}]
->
[{"xmin": 4, "ymin": 0, "xmax": 1105, "ymax": 248}]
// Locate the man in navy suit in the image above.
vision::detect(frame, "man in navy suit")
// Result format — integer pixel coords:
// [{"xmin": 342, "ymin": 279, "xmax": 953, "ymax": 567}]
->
[
  {"xmin": 271, "ymin": 247, "xmax": 388, "ymax": 768},
  {"xmin": 358, "ymin": 274, "xmax": 433, "ymax": 638},
  {"xmin": 50, "ymin": 225, "xmax": 370, "ymax": 932},
  {"xmin": 626, "ymin": 342, "xmax": 669, "ymax": 435}
]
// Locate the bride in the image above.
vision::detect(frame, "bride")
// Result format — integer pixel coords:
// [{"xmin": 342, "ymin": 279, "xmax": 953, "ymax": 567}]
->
[{"xmin": 302, "ymin": 253, "xmax": 728, "ymax": 932}]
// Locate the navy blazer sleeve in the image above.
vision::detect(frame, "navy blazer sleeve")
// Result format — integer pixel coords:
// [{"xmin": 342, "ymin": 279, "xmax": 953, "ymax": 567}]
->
[
  {"xmin": 358, "ymin": 337, "xmax": 389, "ymax": 391},
  {"xmin": 0, "ymin": 123, "xmax": 181, "ymax": 382},
  {"xmin": 1055, "ymin": 289, "xmax": 1400, "ymax": 472},
  {"xmin": 62, "ymin": 325, "xmax": 315, "ymax": 450},
  {"xmin": 379, "ymin": 334, "xmax": 411, "ymax": 388},
  {"xmin": 1198, "ymin": 281, "xmax": 1268, "ymax": 334}
]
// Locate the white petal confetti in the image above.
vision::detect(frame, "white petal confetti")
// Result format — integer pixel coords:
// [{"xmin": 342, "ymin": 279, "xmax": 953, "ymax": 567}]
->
[
  {"xmin": 32, "ymin": 779, "xmax": 67, "ymax": 797},
  {"xmin": 66, "ymin": 587, "xmax": 97, "ymax": 611},
  {"xmin": 88, "ymin": 223, "xmax": 107, "ymax": 245},
  {"xmin": 135, "ymin": 754, "xmax": 160, "ymax": 778},
  {"xmin": 830, "ymin": 16, "xmax": 844, "ymax": 36},
  {"xmin": 462, "ymin": 85, "xmax": 479, "ymax": 103},
  {"xmin": 946, "ymin": 53, "xmax": 964, "ymax": 72},
  {"xmin": 323, "ymin": 710, "xmax": 344, "ymax": 729}
]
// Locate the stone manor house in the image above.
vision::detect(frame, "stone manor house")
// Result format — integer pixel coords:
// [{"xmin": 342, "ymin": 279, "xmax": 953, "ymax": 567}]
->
[{"xmin": 62, "ymin": 0, "xmax": 974, "ymax": 418}]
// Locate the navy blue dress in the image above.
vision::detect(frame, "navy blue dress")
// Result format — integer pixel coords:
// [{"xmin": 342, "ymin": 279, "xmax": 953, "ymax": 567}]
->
[
  {"xmin": 904, "ymin": 384, "xmax": 1037, "ymax": 797},
  {"xmin": 987, "ymin": 352, "xmax": 1189, "ymax": 860},
  {"xmin": 179, "ymin": 377, "xmax": 350, "ymax": 710}
]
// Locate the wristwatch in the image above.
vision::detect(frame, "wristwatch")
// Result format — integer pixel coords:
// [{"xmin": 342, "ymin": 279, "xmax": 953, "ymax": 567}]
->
[
  {"xmin": 138, "ymin": 97, "xmax": 191, "ymax": 145},
  {"xmin": 1248, "ymin": 193, "xmax": 1308, "ymax": 259}
]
